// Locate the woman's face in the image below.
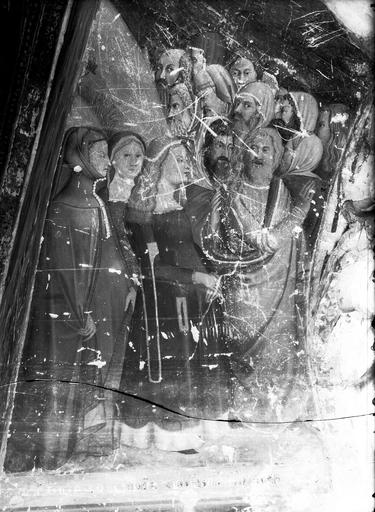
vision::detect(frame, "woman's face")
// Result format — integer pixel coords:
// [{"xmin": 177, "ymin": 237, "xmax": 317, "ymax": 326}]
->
[
  {"xmin": 88, "ymin": 140, "xmax": 110, "ymax": 177},
  {"xmin": 112, "ymin": 140, "xmax": 144, "ymax": 180},
  {"xmin": 160, "ymin": 145, "xmax": 193, "ymax": 188}
]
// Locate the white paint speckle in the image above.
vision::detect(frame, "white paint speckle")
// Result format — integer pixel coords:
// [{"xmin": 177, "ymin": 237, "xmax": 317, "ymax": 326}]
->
[
  {"xmin": 108, "ymin": 267, "xmax": 121, "ymax": 275},
  {"xmin": 87, "ymin": 359, "xmax": 106, "ymax": 369},
  {"xmin": 191, "ymin": 324, "xmax": 200, "ymax": 342}
]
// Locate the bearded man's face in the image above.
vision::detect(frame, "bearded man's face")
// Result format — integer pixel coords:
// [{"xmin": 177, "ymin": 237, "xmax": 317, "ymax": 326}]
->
[
  {"xmin": 232, "ymin": 95, "xmax": 260, "ymax": 136},
  {"xmin": 243, "ymin": 132, "xmax": 275, "ymax": 185},
  {"xmin": 206, "ymin": 134, "xmax": 234, "ymax": 181},
  {"xmin": 155, "ymin": 51, "xmax": 183, "ymax": 88}
]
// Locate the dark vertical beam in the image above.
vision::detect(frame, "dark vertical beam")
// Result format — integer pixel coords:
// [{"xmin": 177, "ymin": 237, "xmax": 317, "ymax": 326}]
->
[
  {"xmin": 0, "ymin": 0, "xmax": 100, "ymax": 468},
  {"xmin": 0, "ymin": 0, "xmax": 40, "ymax": 178}
]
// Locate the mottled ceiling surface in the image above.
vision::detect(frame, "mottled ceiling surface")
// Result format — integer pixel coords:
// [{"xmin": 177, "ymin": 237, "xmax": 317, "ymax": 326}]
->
[{"xmin": 113, "ymin": 0, "xmax": 370, "ymax": 108}]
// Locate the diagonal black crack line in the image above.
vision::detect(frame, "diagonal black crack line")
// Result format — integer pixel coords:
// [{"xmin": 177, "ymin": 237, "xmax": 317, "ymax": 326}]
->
[{"xmin": 8, "ymin": 378, "xmax": 374, "ymax": 425}]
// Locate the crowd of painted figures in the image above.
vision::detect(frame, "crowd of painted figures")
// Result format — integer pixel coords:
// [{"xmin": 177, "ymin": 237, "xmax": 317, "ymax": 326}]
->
[{"xmin": 7, "ymin": 46, "xmax": 352, "ymax": 471}]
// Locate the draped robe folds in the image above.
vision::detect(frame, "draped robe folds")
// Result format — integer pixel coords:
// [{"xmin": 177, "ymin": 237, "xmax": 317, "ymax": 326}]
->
[
  {"xmin": 7, "ymin": 198, "xmax": 138, "ymax": 471},
  {"xmin": 119, "ymin": 208, "xmax": 231, "ymax": 450},
  {"xmin": 188, "ymin": 176, "xmax": 316, "ymax": 423}
]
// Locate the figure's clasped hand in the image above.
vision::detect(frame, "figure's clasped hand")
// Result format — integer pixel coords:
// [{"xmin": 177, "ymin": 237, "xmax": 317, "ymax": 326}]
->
[{"xmin": 192, "ymin": 271, "xmax": 222, "ymax": 302}]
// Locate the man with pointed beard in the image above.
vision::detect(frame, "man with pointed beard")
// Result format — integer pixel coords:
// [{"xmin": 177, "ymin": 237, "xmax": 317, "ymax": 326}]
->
[
  {"xmin": 154, "ymin": 48, "xmax": 193, "ymax": 113},
  {"xmin": 202, "ymin": 118, "xmax": 234, "ymax": 184},
  {"xmin": 184, "ymin": 116, "xmax": 235, "ymax": 287}
]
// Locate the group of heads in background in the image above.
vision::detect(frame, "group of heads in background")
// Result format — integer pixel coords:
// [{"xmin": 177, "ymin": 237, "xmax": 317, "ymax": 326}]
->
[
  {"xmin": 153, "ymin": 45, "xmax": 351, "ymax": 192},
  {"xmin": 62, "ymin": 44, "xmax": 351, "ymax": 213},
  {"xmin": 61, "ymin": 125, "xmax": 197, "ymax": 216},
  {"xmin": 61, "ymin": 128, "xmax": 147, "ymax": 202}
]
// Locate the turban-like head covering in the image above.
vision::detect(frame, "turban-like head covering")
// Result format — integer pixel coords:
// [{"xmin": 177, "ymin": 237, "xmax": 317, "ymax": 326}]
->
[
  {"xmin": 235, "ymin": 81, "xmax": 275, "ymax": 130},
  {"xmin": 276, "ymin": 134, "xmax": 323, "ymax": 210},
  {"xmin": 261, "ymin": 71, "xmax": 279, "ymax": 96},
  {"xmin": 194, "ymin": 68, "xmax": 215, "ymax": 95},
  {"xmin": 194, "ymin": 64, "xmax": 236, "ymax": 105},
  {"xmin": 279, "ymin": 134, "xmax": 323, "ymax": 180},
  {"xmin": 206, "ymin": 64, "xmax": 236, "ymax": 104},
  {"xmin": 289, "ymin": 92, "xmax": 319, "ymax": 134}
]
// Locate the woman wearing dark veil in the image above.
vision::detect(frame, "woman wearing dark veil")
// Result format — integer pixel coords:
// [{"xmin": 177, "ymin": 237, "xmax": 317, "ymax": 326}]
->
[
  {"xmin": 7, "ymin": 127, "xmax": 139, "ymax": 471},
  {"xmin": 118, "ymin": 136, "xmax": 232, "ymax": 453}
]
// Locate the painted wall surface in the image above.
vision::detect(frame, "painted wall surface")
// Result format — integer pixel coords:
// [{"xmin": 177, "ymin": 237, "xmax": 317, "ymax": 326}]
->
[{"xmin": 0, "ymin": 1, "xmax": 373, "ymax": 511}]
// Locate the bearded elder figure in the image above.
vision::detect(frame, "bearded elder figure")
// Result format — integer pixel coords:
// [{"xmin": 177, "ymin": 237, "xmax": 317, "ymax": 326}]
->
[
  {"xmin": 231, "ymin": 81, "xmax": 275, "ymax": 172},
  {"xmin": 200, "ymin": 123, "xmax": 323, "ymax": 422}
]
